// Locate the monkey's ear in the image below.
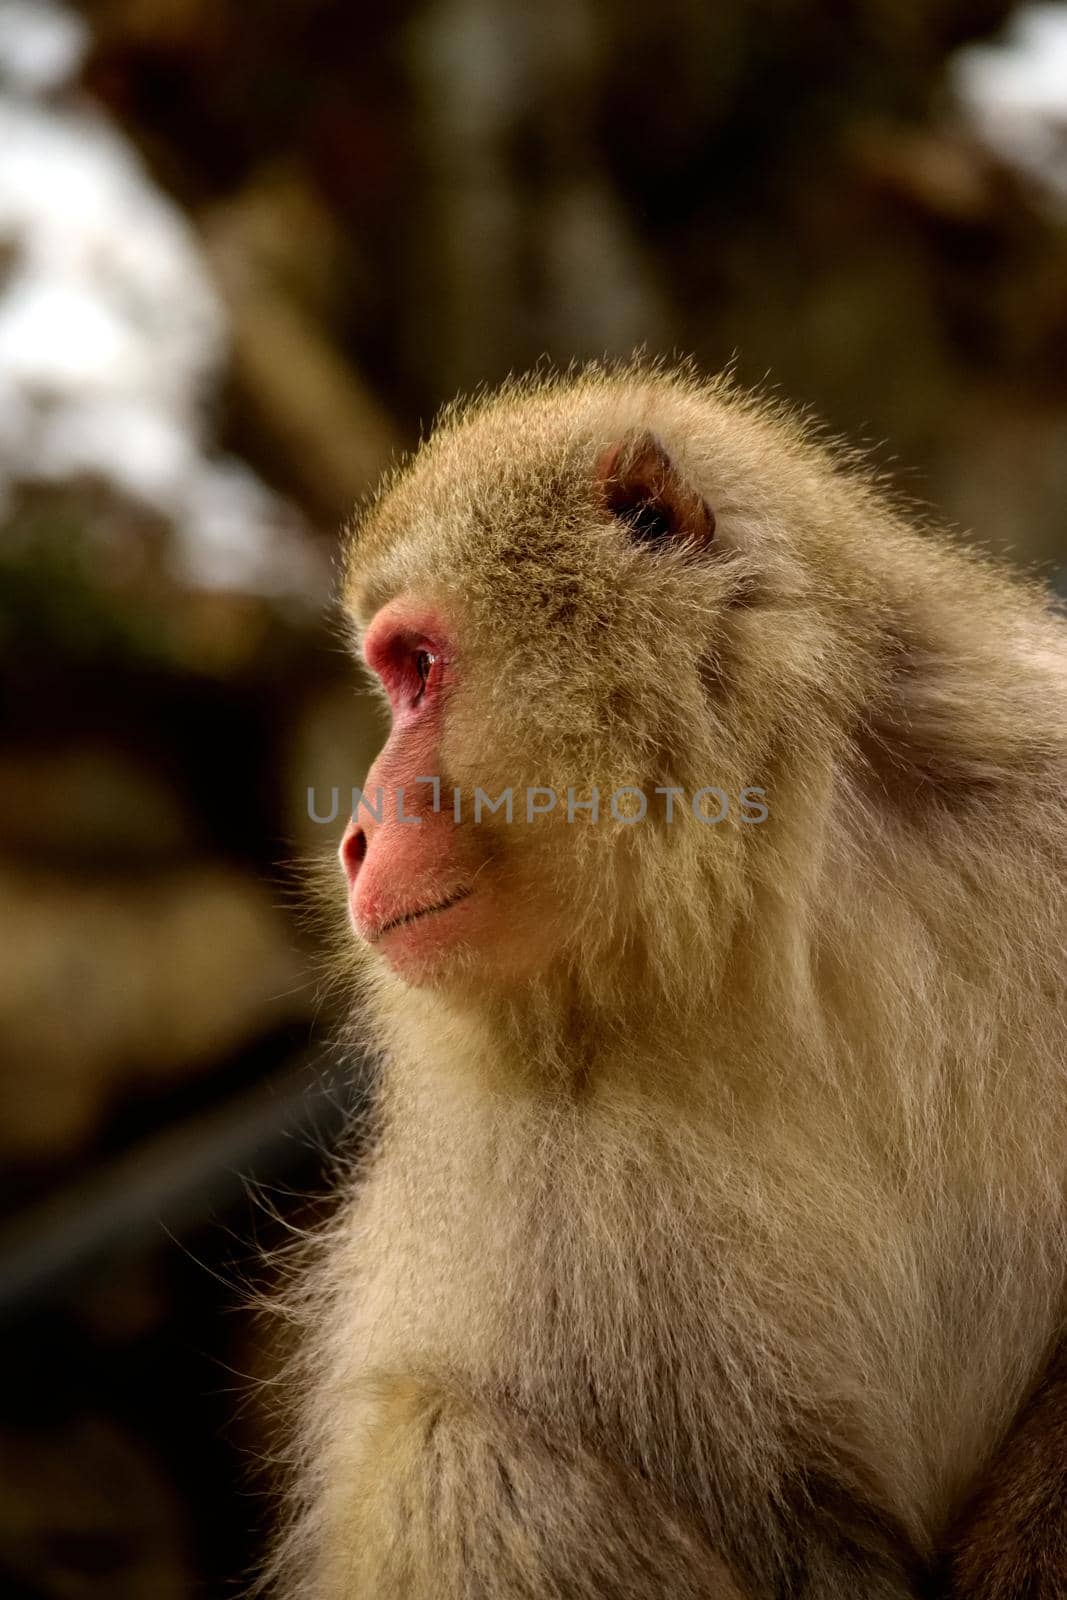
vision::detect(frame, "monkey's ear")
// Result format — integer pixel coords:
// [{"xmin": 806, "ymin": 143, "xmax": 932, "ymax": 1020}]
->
[{"xmin": 596, "ymin": 430, "xmax": 716, "ymax": 550}]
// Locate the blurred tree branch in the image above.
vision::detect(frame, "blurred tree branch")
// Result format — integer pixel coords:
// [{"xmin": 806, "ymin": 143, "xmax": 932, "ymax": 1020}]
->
[{"xmin": 202, "ymin": 169, "xmax": 402, "ymax": 523}]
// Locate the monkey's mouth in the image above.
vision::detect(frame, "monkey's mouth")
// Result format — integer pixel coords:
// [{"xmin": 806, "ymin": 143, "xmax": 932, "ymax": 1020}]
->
[{"xmin": 374, "ymin": 886, "xmax": 474, "ymax": 941}]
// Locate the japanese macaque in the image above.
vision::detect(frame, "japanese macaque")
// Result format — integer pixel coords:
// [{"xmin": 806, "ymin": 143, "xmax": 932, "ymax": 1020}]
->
[{"xmin": 272, "ymin": 365, "xmax": 1067, "ymax": 1599}]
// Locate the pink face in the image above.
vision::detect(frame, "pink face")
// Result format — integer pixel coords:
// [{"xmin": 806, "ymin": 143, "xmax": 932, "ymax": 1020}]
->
[{"xmin": 339, "ymin": 600, "xmax": 557, "ymax": 987}]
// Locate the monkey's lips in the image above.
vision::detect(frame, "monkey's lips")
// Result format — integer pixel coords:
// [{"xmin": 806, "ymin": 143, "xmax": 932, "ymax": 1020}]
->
[{"xmin": 358, "ymin": 885, "xmax": 475, "ymax": 947}]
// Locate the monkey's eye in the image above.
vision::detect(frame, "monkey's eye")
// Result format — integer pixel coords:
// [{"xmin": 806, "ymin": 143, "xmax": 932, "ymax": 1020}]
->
[{"xmin": 413, "ymin": 649, "xmax": 437, "ymax": 703}]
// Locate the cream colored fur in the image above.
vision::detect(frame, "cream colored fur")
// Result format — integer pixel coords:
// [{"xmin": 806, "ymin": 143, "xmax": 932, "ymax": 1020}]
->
[{"xmin": 270, "ymin": 365, "xmax": 1067, "ymax": 1598}]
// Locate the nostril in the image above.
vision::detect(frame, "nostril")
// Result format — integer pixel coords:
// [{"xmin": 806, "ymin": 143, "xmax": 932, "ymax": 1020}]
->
[{"xmin": 341, "ymin": 826, "xmax": 367, "ymax": 883}]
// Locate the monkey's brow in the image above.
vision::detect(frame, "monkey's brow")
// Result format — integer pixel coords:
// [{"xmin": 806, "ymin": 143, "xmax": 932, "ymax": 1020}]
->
[{"xmin": 347, "ymin": 571, "xmax": 397, "ymax": 631}]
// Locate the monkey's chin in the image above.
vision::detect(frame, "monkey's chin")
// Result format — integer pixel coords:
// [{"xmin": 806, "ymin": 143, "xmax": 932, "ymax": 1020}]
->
[
  {"xmin": 367, "ymin": 892, "xmax": 553, "ymax": 991},
  {"xmin": 370, "ymin": 890, "xmax": 479, "ymax": 983}
]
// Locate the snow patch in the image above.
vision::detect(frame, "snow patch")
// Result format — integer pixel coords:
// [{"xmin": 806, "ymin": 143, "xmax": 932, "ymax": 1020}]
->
[
  {"xmin": 0, "ymin": 0, "xmax": 321, "ymax": 599},
  {"xmin": 952, "ymin": 4, "xmax": 1067, "ymax": 207}
]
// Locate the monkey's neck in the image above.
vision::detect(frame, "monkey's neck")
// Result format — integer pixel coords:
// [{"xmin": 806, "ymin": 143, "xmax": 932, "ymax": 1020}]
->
[{"xmin": 373, "ymin": 956, "xmax": 792, "ymax": 1127}]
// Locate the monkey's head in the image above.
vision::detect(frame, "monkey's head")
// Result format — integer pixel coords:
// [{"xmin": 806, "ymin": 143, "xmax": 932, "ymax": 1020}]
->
[{"xmin": 336, "ymin": 367, "xmax": 958, "ymax": 1004}]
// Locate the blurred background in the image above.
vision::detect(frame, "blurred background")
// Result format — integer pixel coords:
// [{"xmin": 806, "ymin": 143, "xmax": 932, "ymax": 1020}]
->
[{"xmin": 0, "ymin": 0, "xmax": 1065, "ymax": 1593}]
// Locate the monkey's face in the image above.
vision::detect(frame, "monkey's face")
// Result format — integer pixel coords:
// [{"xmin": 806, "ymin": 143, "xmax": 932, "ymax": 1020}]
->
[
  {"xmin": 338, "ymin": 591, "xmax": 573, "ymax": 989},
  {"xmin": 339, "ymin": 378, "xmax": 779, "ymax": 993}
]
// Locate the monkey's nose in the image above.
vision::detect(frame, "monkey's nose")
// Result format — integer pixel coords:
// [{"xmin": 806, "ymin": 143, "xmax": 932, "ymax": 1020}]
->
[{"xmin": 339, "ymin": 821, "xmax": 367, "ymax": 887}]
